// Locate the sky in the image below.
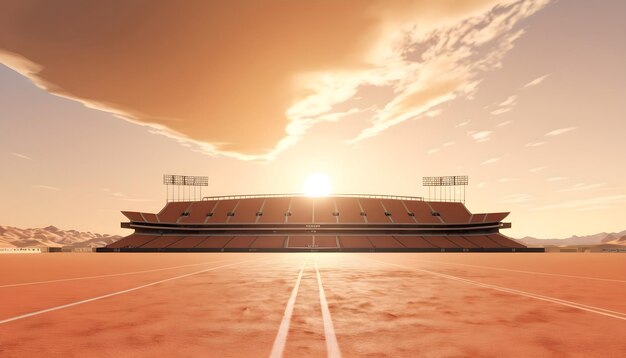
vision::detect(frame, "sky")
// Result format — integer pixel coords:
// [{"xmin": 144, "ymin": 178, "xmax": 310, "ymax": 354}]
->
[{"xmin": 0, "ymin": 0, "xmax": 625, "ymax": 239}]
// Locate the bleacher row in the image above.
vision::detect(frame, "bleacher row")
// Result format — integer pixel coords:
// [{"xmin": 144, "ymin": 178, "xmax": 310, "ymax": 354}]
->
[
  {"xmin": 107, "ymin": 233, "xmax": 525, "ymax": 250},
  {"xmin": 124, "ymin": 197, "xmax": 509, "ymax": 225}
]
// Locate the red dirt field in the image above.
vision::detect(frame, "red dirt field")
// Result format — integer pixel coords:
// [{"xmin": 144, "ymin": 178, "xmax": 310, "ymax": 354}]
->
[{"xmin": 0, "ymin": 253, "xmax": 624, "ymax": 357}]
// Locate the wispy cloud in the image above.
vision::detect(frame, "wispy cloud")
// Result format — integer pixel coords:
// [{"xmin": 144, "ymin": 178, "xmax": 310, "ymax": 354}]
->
[
  {"xmin": 456, "ymin": 120, "xmax": 470, "ymax": 128},
  {"xmin": 481, "ymin": 157, "xmax": 501, "ymax": 165},
  {"xmin": 11, "ymin": 152, "xmax": 32, "ymax": 160},
  {"xmin": 498, "ymin": 178, "xmax": 519, "ymax": 182},
  {"xmin": 427, "ymin": 148, "xmax": 439, "ymax": 155},
  {"xmin": 557, "ymin": 183, "xmax": 606, "ymax": 192},
  {"xmin": 529, "ymin": 166, "xmax": 547, "ymax": 172},
  {"xmin": 490, "ymin": 107, "xmax": 513, "ymax": 116},
  {"xmin": 523, "ymin": 74, "xmax": 550, "ymax": 88},
  {"xmin": 496, "ymin": 120, "xmax": 513, "ymax": 127},
  {"xmin": 469, "ymin": 131, "xmax": 493, "ymax": 142},
  {"xmin": 476, "ymin": 182, "xmax": 487, "ymax": 189},
  {"xmin": 443, "ymin": 142, "xmax": 455, "ymax": 147},
  {"xmin": 545, "ymin": 127, "xmax": 577, "ymax": 137},
  {"xmin": 547, "ymin": 177, "xmax": 567, "ymax": 181},
  {"xmin": 525, "ymin": 141, "xmax": 545, "ymax": 147},
  {"xmin": 533, "ymin": 195, "xmax": 626, "ymax": 211},
  {"xmin": 31, "ymin": 184, "xmax": 61, "ymax": 191}
]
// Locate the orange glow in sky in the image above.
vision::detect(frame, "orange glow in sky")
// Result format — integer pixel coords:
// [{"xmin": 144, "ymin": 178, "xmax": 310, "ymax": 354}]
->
[{"xmin": 0, "ymin": 0, "xmax": 625, "ymax": 239}]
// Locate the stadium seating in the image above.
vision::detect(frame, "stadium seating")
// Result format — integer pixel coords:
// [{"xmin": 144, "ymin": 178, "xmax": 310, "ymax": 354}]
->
[
  {"xmin": 429, "ymin": 202, "xmax": 472, "ymax": 223},
  {"xmin": 483, "ymin": 212, "xmax": 509, "ymax": 223},
  {"xmin": 209, "ymin": 199, "xmax": 240, "ymax": 223},
  {"xmin": 139, "ymin": 236, "xmax": 185, "ymax": 248},
  {"xmin": 463, "ymin": 235, "xmax": 501, "ymax": 248},
  {"xmin": 469, "ymin": 214, "xmax": 487, "ymax": 223},
  {"xmin": 107, "ymin": 234, "xmax": 158, "ymax": 248},
  {"xmin": 358, "ymin": 198, "xmax": 392, "ymax": 224},
  {"xmin": 178, "ymin": 201, "xmax": 219, "ymax": 224},
  {"xmin": 403, "ymin": 201, "xmax": 442, "ymax": 224},
  {"xmin": 224, "ymin": 236, "xmax": 256, "ymax": 248},
  {"xmin": 250, "ymin": 236, "xmax": 286, "ymax": 249},
  {"xmin": 314, "ymin": 197, "xmax": 338, "ymax": 224},
  {"xmin": 287, "ymin": 236, "xmax": 313, "ymax": 247},
  {"xmin": 229, "ymin": 198, "xmax": 265, "ymax": 224},
  {"xmin": 257, "ymin": 197, "xmax": 290, "ymax": 224},
  {"xmin": 335, "ymin": 197, "xmax": 366, "ymax": 224},
  {"xmin": 487, "ymin": 234, "xmax": 526, "ymax": 248},
  {"xmin": 287, "ymin": 197, "xmax": 313, "ymax": 223},
  {"xmin": 157, "ymin": 202, "xmax": 193, "ymax": 223},
  {"xmin": 380, "ymin": 199, "xmax": 415, "ymax": 224},
  {"xmin": 338, "ymin": 236, "xmax": 373, "ymax": 249},
  {"xmin": 445, "ymin": 235, "xmax": 479, "ymax": 248},
  {"xmin": 394, "ymin": 236, "xmax": 437, "ymax": 248},
  {"xmin": 195, "ymin": 236, "xmax": 234, "ymax": 248},
  {"xmin": 167, "ymin": 236, "xmax": 207, "ymax": 248},
  {"xmin": 314, "ymin": 236, "xmax": 338, "ymax": 248},
  {"xmin": 122, "ymin": 211, "xmax": 146, "ymax": 222},
  {"xmin": 424, "ymin": 236, "xmax": 460, "ymax": 248},
  {"xmin": 368, "ymin": 236, "xmax": 405, "ymax": 248},
  {"xmin": 140, "ymin": 213, "xmax": 159, "ymax": 223}
]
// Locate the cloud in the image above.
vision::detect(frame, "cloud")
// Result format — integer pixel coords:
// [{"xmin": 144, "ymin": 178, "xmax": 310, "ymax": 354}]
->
[
  {"xmin": 545, "ymin": 127, "xmax": 577, "ymax": 136},
  {"xmin": 547, "ymin": 177, "xmax": 567, "ymax": 181},
  {"xmin": 31, "ymin": 184, "xmax": 61, "ymax": 191},
  {"xmin": 529, "ymin": 166, "xmax": 547, "ymax": 172},
  {"xmin": 0, "ymin": 0, "xmax": 550, "ymax": 160},
  {"xmin": 469, "ymin": 130, "xmax": 493, "ymax": 142},
  {"xmin": 498, "ymin": 178, "xmax": 519, "ymax": 182},
  {"xmin": 426, "ymin": 148, "xmax": 440, "ymax": 155},
  {"xmin": 496, "ymin": 120, "xmax": 513, "ymax": 127},
  {"xmin": 443, "ymin": 142, "xmax": 455, "ymax": 147},
  {"xmin": 489, "ymin": 95, "xmax": 517, "ymax": 115},
  {"xmin": 481, "ymin": 157, "xmax": 500, "ymax": 165},
  {"xmin": 523, "ymin": 74, "xmax": 550, "ymax": 88},
  {"xmin": 477, "ymin": 182, "xmax": 487, "ymax": 189},
  {"xmin": 11, "ymin": 152, "xmax": 33, "ymax": 160},
  {"xmin": 456, "ymin": 120, "xmax": 471, "ymax": 127},
  {"xmin": 533, "ymin": 195, "xmax": 626, "ymax": 211},
  {"xmin": 525, "ymin": 141, "xmax": 545, "ymax": 147},
  {"xmin": 557, "ymin": 183, "xmax": 606, "ymax": 192}
]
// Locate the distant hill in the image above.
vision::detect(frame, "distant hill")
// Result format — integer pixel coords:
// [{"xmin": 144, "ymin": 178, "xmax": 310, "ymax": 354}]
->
[
  {"xmin": 0, "ymin": 225, "xmax": 121, "ymax": 248},
  {"xmin": 516, "ymin": 230, "xmax": 626, "ymax": 247}
]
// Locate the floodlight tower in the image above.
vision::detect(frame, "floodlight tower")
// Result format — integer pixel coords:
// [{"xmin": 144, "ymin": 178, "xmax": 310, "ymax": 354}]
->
[
  {"xmin": 163, "ymin": 174, "xmax": 209, "ymax": 203},
  {"xmin": 422, "ymin": 175, "xmax": 469, "ymax": 203}
]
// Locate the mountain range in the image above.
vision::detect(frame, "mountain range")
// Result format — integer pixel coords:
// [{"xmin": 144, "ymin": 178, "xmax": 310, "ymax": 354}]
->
[
  {"xmin": 0, "ymin": 225, "xmax": 121, "ymax": 248},
  {"xmin": 515, "ymin": 230, "xmax": 626, "ymax": 247}
]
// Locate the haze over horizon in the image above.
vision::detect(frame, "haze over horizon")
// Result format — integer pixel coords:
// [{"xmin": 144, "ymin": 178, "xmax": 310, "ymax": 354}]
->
[{"xmin": 1, "ymin": 0, "xmax": 625, "ymax": 239}]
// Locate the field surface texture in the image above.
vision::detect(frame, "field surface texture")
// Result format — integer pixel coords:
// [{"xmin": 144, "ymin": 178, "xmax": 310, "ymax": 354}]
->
[{"xmin": 0, "ymin": 253, "xmax": 624, "ymax": 357}]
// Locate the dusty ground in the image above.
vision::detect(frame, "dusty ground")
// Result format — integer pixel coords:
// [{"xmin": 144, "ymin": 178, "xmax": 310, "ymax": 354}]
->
[{"xmin": 0, "ymin": 253, "xmax": 624, "ymax": 357}]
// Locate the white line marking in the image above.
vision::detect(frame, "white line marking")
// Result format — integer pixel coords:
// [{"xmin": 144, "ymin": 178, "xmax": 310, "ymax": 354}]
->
[
  {"xmin": 372, "ymin": 259, "xmax": 626, "ymax": 321},
  {"xmin": 0, "ymin": 259, "xmax": 228, "ymax": 288},
  {"xmin": 269, "ymin": 263, "xmax": 305, "ymax": 358},
  {"xmin": 409, "ymin": 259, "xmax": 626, "ymax": 283},
  {"xmin": 315, "ymin": 260, "xmax": 341, "ymax": 358},
  {"xmin": 0, "ymin": 260, "xmax": 250, "ymax": 325}
]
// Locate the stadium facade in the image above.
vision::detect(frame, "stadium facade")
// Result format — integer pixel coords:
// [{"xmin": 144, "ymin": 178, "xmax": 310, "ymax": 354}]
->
[{"xmin": 99, "ymin": 194, "xmax": 541, "ymax": 252}]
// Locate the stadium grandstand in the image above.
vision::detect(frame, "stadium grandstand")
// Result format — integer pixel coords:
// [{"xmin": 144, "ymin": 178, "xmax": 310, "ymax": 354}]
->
[{"xmin": 99, "ymin": 193, "xmax": 541, "ymax": 252}]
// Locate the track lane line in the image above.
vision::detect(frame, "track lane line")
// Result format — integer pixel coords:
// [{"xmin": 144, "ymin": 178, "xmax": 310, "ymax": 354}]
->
[
  {"xmin": 371, "ymin": 259, "xmax": 626, "ymax": 321},
  {"xmin": 269, "ymin": 262, "xmax": 306, "ymax": 358},
  {"xmin": 0, "ymin": 259, "xmax": 229, "ymax": 288},
  {"xmin": 0, "ymin": 260, "xmax": 252, "ymax": 325},
  {"xmin": 315, "ymin": 260, "xmax": 341, "ymax": 358},
  {"xmin": 407, "ymin": 259, "xmax": 626, "ymax": 283}
]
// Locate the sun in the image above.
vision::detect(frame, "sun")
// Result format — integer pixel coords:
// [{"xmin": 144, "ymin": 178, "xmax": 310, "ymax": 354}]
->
[{"xmin": 303, "ymin": 173, "xmax": 332, "ymax": 197}]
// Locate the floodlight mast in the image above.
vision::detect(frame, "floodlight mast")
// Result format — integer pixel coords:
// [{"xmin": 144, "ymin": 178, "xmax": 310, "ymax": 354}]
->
[
  {"xmin": 163, "ymin": 174, "xmax": 209, "ymax": 203},
  {"xmin": 422, "ymin": 175, "xmax": 469, "ymax": 203}
]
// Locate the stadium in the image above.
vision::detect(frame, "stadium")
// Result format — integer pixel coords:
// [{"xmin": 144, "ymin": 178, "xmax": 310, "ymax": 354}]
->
[{"xmin": 99, "ymin": 175, "xmax": 541, "ymax": 253}]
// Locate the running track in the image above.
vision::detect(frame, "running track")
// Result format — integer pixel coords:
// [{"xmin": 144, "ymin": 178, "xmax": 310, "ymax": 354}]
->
[{"xmin": 0, "ymin": 253, "xmax": 624, "ymax": 357}]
